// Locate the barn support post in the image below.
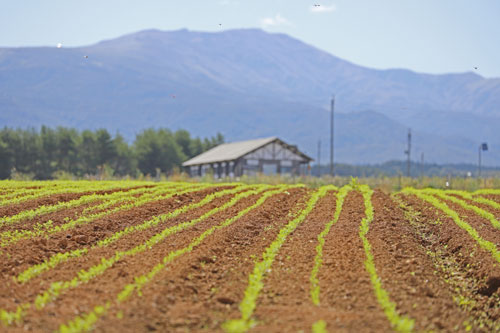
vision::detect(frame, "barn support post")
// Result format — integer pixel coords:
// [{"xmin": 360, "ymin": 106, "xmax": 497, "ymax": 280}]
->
[{"xmin": 235, "ymin": 158, "xmax": 242, "ymax": 177}]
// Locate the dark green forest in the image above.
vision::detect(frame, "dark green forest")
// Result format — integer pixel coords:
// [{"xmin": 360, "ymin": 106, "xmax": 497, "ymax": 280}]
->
[{"xmin": 0, "ymin": 126, "xmax": 224, "ymax": 179}]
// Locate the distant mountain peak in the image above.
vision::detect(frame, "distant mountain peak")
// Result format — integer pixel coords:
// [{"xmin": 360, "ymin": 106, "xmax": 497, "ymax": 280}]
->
[{"xmin": 0, "ymin": 28, "xmax": 499, "ymax": 165}]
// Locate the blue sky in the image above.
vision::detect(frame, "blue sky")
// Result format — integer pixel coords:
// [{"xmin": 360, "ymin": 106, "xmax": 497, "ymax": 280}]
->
[{"xmin": 2, "ymin": 0, "xmax": 499, "ymax": 77}]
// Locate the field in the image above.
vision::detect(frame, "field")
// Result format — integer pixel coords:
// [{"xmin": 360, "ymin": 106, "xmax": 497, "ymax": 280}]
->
[{"xmin": 0, "ymin": 181, "xmax": 499, "ymax": 333}]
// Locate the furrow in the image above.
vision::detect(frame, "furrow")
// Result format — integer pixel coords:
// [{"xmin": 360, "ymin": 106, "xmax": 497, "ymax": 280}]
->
[
  {"xmin": 15, "ymin": 185, "xmax": 248, "ymax": 283},
  {"xmin": 358, "ymin": 185, "xmax": 415, "ymax": 332},
  {"xmin": 0, "ymin": 183, "xmax": 192, "ymax": 247},
  {"xmin": 223, "ymin": 185, "xmax": 336, "ymax": 332},
  {"xmin": 402, "ymin": 188, "xmax": 500, "ymax": 264},
  {"xmin": 56, "ymin": 186, "xmax": 294, "ymax": 333},
  {"xmin": 0, "ymin": 185, "xmax": 264, "ymax": 326},
  {"xmin": 394, "ymin": 193, "xmax": 500, "ymax": 331}
]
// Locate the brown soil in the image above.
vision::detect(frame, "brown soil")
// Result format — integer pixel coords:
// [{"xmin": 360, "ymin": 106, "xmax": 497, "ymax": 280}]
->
[
  {"xmin": 0, "ymin": 187, "xmax": 162, "ymax": 235},
  {"xmin": 247, "ymin": 190, "xmax": 339, "ymax": 332},
  {"xmin": 1, "ymin": 186, "xmax": 500, "ymax": 333},
  {"xmin": 0, "ymin": 200, "xmax": 104, "ymax": 234},
  {"xmin": 0, "ymin": 185, "xmax": 151, "ymax": 218},
  {"xmin": 0, "ymin": 186, "xmax": 229, "ymax": 278},
  {"xmin": 397, "ymin": 193, "xmax": 500, "ymax": 330},
  {"xmin": 87, "ymin": 187, "xmax": 308, "ymax": 333},
  {"xmin": 448, "ymin": 193, "xmax": 500, "ymax": 218},
  {"xmin": 436, "ymin": 197, "xmax": 500, "ymax": 247},
  {"xmin": 2, "ymin": 187, "xmax": 304, "ymax": 332},
  {"xmin": 476, "ymin": 194, "xmax": 500, "ymax": 203},
  {"xmin": 369, "ymin": 191, "xmax": 468, "ymax": 331},
  {"xmin": 312, "ymin": 191, "xmax": 391, "ymax": 332},
  {"xmin": 0, "ymin": 189, "xmax": 243, "ymax": 329},
  {"xmin": 398, "ymin": 193, "xmax": 500, "ymax": 287}
]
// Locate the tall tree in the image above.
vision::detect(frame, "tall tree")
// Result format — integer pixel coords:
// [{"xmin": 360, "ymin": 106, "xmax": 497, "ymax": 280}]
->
[
  {"xmin": 92, "ymin": 129, "xmax": 115, "ymax": 169},
  {"xmin": 78, "ymin": 130, "xmax": 97, "ymax": 175},
  {"xmin": 38, "ymin": 126, "xmax": 58, "ymax": 179},
  {"xmin": 113, "ymin": 133, "xmax": 136, "ymax": 176},
  {"xmin": 174, "ymin": 129, "xmax": 193, "ymax": 158},
  {"xmin": 0, "ymin": 137, "xmax": 12, "ymax": 179},
  {"xmin": 55, "ymin": 127, "xmax": 79, "ymax": 174},
  {"xmin": 135, "ymin": 128, "xmax": 185, "ymax": 176}
]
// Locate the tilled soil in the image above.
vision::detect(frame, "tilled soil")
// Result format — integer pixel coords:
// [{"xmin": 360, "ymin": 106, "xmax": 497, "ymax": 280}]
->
[
  {"xmin": 0, "ymin": 186, "xmax": 229, "ymax": 278},
  {"xmin": 315, "ymin": 191, "xmax": 391, "ymax": 332},
  {"xmin": 398, "ymin": 194, "xmax": 500, "ymax": 289},
  {"xmin": 448, "ymin": 194, "xmax": 500, "ymax": 219},
  {"xmin": 369, "ymin": 191, "xmax": 468, "ymax": 331},
  {"xmin": 90, "ymin": 187, "xmax": 309, "ymax": 333},
  {"xmin": 0, "ymin": 185, "xmax": 151, "ymax": 218},
  {"xmin": 437, "ymin": 198, "xmax": 500, "ymax": 247},
  {"xmin": 397, "ymin": 193, "xmax": 500, "ymax": 330},
  {"xmin": 8, "ymin": 188, "xmax": 258, "ymax": 332},
  {"xmin": 248, "ymin": 190, "xmax": 339, "ymax": 332},
  {"xmin": 476, "ymin": 194, "xmax": 500, "ymax": 203},
  {"xmin": 1, "ymin": 183, "xmax": 500, "ymax": 333}
]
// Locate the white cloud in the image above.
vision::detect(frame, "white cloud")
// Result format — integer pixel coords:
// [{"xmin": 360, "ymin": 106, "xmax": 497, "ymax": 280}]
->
[
  {"xmin": 260, "ymin": 14, "xmax": 290, "ymax": 28},
  {"xmin": 309, "ymin": 4, "xmax": 336, "ymax": 13}
]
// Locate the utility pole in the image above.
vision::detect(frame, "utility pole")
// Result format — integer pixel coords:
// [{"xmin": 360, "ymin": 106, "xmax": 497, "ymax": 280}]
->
[
  {"xmin": 317, "ymin": 139, "xmax": 321, "ymax": 177},
  {"xmin": 330, "ymin": 95, "xmax": 334, "ymax": 177},
  {"xmin": 478, "ymin": 142, "xmax": 488, "ymax": 178},
  {"xmin": 478, "ymin": 146, "xmax": 481, "ymax": 178},
  {"xmin": 404, "ymin": 128, "xmax": 411, "ymax": 177},
  {"xmin": 420, "ymin": 152, "xmax": 424, "ymax": 179}
]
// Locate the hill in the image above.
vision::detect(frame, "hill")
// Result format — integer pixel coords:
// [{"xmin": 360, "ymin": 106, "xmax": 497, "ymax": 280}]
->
[{"xmin": 0, "ymin": 28, "xmax": 499, "ymax": 165}]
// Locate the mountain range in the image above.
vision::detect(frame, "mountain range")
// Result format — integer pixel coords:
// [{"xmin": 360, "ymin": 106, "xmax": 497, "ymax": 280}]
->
[{"xmin": 1, "ymin": 28, "xmax": 499, "ymax": 165}]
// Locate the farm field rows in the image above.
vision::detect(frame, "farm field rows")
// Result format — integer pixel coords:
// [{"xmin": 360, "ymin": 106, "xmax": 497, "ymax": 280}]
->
[{"xmin": 0, "ymin": 181, "xmax": 499, "ymax": 332}]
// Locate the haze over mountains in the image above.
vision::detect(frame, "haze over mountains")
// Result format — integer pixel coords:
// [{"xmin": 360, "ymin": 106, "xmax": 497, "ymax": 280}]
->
[{"xmin": 1, "ymin": 28, "xmax": 499, "ymax": 165}]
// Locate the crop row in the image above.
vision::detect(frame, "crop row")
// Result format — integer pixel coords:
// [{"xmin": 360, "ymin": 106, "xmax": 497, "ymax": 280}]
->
[
  {"xmin": 0, "ymin": 181, "xmax": 150, "ymax": 208},
  {"xmin": 421, "ymin": 189, "xmax": 500, "ymax": 230},
  {"xmin": 0, "ymin": 183, "xmax": 195, "ymax": 247},
  {"xmin": 309, "ymin": 184, "xmax": 349, "ymax": 333},
  {"xmin": 394, "ymin": 191, "xmax": 500, "ymax": 331},
  {"xmin": 57, "ymin": 185, "xmax": 298, "ymax": 333},
  {"xmin": 310, "ymin": 184, "xmax": 350, "ymax": 306},
  {"xmin": 223, "ymin": 185, "xmax": 337, "ymax": 333},
  {"xmin": 0, "ymin": 181, "xmax": 108, "ymax": 202},
  {"xmin": 0, "ymin": 180, "xmax": 82, "ymax": 190},
  {"xmin": 359, "ymin": 185, "xmax": 415, "ymax": 332},
  {"xmin": 473, "ymin": 189, "xmax": 500, "ymax": 196},
  {"xmin": 0, "ymin": 184, "xmax": 267, "ymax": 326},
  {"xmin": 14, "ymin": 184, "xmax": 243, "ymax": 283},
  {"xmin": 1, "ymin": 183, "xmax": 175, "ymax": 227},
  {"xmin": 445, "ymin": 189, "xmax": 500, "ymax": 211},
  {"xmin": 401, "ymin": 188, "xmax": 500, "ymax": 264}
]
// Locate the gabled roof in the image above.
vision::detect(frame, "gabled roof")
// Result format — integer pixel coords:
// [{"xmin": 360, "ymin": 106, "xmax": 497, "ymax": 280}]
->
[{"xmin": 182, "ymin": 137, "xmax": 312, "ymax": 166}]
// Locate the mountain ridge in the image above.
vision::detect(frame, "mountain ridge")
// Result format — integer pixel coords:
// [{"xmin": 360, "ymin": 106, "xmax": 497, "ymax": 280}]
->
[{"xmin": 0, "ymin": 28, "xmax": 499, "ymax": 165}]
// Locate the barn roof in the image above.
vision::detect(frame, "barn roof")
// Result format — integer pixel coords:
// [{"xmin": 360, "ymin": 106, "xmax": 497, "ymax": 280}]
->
[{"xmin": 182, "ymin": 137, "xmax": 312, "ymax": 167}]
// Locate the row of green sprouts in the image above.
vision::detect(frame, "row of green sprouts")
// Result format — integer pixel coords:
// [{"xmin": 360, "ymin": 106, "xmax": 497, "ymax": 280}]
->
[{"xmin": 0, "ymin": 181, "xmax": 498, "ymax": 332}]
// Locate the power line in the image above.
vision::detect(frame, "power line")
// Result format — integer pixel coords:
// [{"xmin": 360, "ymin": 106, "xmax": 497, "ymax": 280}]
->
[{"xmin": 404, "ymin": 128, "xmax": 411, "ymax": 177}]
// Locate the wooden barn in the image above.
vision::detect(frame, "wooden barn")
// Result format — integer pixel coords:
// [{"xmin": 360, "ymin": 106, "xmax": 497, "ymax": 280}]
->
[{"xmin": 182, "ymin": 137, "xmax": 313, "ymax": 178}]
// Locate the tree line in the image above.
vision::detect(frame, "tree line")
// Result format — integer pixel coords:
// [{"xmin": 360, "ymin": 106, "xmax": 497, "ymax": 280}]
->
[{"xmin": 0, "ymin": 126, "xmax": 224, "ymax": 179}]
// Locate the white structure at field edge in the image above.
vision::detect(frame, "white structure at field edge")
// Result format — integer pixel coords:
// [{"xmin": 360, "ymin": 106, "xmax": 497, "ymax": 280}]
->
[{"xmin": 182, "ymin": 137, "xmax": 313, "ymax": 178}]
